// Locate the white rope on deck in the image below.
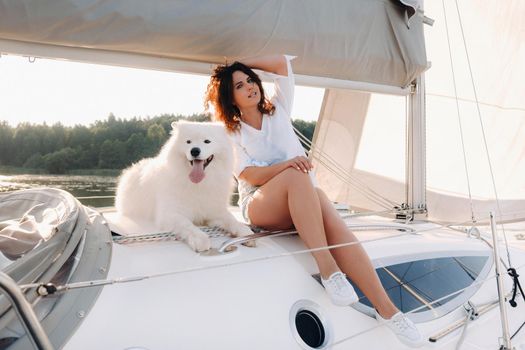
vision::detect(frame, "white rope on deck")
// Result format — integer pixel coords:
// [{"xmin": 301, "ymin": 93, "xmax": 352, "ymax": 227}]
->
[{"xmin": 455, "ymin": 307, "xmax": 475, "ymax": 350}]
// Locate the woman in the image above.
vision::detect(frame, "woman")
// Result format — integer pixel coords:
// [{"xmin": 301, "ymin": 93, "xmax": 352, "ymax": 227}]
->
[{"xmin": 204, "ymin": 55, "xmax": 424, "ymax": 348}]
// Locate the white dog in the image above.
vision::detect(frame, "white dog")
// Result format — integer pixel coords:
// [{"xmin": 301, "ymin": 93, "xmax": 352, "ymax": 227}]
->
[{"xmin": 115, "ymin": 121, "xmax": 253, "ymax": 251}]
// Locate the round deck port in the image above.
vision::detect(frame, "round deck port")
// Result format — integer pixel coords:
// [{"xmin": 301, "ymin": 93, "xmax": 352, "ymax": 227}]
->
[{"xmin": 290, "ymin": 300, "xmax": 332, "ymax": 349}]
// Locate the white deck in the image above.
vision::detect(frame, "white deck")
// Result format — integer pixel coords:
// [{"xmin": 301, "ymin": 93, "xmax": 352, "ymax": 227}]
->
[{"xmin": 62, "ymin": 209, "xmax": 525, "ymax": 349}]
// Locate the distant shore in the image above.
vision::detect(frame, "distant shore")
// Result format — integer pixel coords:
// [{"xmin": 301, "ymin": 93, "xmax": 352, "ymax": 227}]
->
[{"xmin": 0, "ymin": 166, "xmax": 121, "ymax": 177}]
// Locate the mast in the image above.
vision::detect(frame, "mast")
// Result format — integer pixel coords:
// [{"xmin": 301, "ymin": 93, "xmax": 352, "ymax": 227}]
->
[{"xmin": 405, "ymin": 74, "xmax": 427, "ymax": 220}]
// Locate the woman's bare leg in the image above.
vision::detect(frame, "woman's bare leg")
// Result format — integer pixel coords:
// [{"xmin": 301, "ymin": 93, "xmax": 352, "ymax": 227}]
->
[
  {"xmin": 247, "ymin": 169, "xmax": 397, "ymax": 316},
  {"xmin": 315, "ymin": 188, "xmax": 398, "ymax": 318},
  {"xmin": 248, "ymin": 168, "xmax": 339, "ymax": 278}
]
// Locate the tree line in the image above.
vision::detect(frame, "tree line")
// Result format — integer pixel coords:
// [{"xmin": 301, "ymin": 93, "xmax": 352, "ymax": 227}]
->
[{"xmin": 0, "ymin": 114, "xmax": 316, "ymax": 174}]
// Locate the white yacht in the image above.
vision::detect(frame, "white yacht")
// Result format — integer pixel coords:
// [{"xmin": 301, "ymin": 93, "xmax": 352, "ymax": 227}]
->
[{"xmin": 0, "ymin": 1, "xmax": 524, "ymax": 349}]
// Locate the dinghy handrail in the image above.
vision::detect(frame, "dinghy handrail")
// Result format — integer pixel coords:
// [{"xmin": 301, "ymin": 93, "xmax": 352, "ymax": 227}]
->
[
  {"xmin": 218, "ymin": 222, "xmax": 416, "ymax": 254},
  {"xmin": 218, "ymin": 229, "xmax": 297, "ymax": 253},
  {"xmin": 0, "ymin": 271, "xmax": 54, "ymax": 350}
]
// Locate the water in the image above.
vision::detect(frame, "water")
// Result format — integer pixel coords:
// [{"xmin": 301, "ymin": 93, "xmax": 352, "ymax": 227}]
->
[
  {"xmin": 0, "ymin": 173, "xmax": 239, "ymax": 208},
  {"xmin": 0, "ymin": 174, "xmax": 117, "ymax": 207}
]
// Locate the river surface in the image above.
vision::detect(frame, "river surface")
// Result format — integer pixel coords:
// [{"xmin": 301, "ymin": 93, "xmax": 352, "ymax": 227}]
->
[
  {"xmin": 0, "ymin": 173, "xmax": 239, "ymax": 208},
  {"xmin": 0, "ymin": 174, "xmax": 117, "ymax": 207}
]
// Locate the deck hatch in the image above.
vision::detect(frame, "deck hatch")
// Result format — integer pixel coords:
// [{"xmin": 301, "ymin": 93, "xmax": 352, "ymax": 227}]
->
[
  {"xmin": 364, "ymin": 255, "xmax": 491, "ymax": 322},
  {"xmin": 314, "ymin": 253, "xmax": 492, "ymax": 322}
]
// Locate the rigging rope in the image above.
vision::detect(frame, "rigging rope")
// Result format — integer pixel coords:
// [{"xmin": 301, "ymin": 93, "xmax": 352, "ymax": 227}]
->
[
  {"xmin": 507, "ymin": 268, "xmax": 524, "ymax": 308},
  {"xmin": 455, "ymin": 305, "xmax": 474, "ymax": 350},
  {"xmin": 293, "ymin": 125, "xmax": 401, "ymax": 210},
  {"xmin": 441, "ymin": 0, "xmax": 476, "ymax": 224},
  {"xmin": 426, "ymin": 93, "xmax": 525, "ymax": 113},
  {"xmin": 453, "ymin": 0, "xmax": 512, "ymax": 268},
  {"xmin": 511, "ymin": 319, "xmax": 525, "ymax": 340},
  {"xmin": 295, "ymin": 129, "xmax": 393, "ymax": 208},
  {"xmin": 310, "ymin": 154, "xmax": 395, "ymax": 210},
  {"xmin": 294, "ymin": 126, "xmax": 392, "ymax": 203}
]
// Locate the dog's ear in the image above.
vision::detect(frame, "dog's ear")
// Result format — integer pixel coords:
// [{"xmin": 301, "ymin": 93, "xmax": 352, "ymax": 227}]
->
[
  {"xmin": 171, "ymin": 119, "xmax": 189, "ymax": 130},
  {"xmin": 170, "ymin": 121, "xmax": 180, "ymax": 136}
]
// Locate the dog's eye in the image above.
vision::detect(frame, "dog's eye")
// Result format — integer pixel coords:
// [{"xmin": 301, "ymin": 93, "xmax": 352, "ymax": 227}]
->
[
  {"xmin": 204, "ymin": 139, "xmax": 211, "ymax": 144},
  {"xmin": 186, "ymin": 140, "xmax": 191, "ymax": 144}
]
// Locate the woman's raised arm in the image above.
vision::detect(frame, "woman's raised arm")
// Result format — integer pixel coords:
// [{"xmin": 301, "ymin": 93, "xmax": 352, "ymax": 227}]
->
[{"xmin": 237, "ymin": 55, "xmax": 288, "ymax": 76}]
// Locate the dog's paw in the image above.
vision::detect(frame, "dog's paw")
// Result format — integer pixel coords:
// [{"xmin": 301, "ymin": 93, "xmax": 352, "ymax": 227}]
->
[
  {"xmin": 231, "ymin": 223, "xmax": 254, "ymax": 238},
  {"xmin": 186, "ymin": 231, "xmax": 211, "ymax": 252},
  {"xmin": 233, "ymin": 223, "xmax": 256, "ymax": 248},
  {"xmin": 241, "ymin": 240, "xmax": 257, "ymax": 248}
]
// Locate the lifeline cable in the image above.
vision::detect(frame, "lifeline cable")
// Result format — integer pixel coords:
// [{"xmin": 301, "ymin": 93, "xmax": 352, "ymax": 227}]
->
[{"xmin": 22, "ymin": 218, "xmax": 491, "ymax": 294}]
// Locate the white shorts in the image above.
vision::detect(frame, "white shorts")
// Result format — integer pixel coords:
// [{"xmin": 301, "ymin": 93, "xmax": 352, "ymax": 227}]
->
[{"xmin": 239, "ymin": 187, "xmax": 259, "ymax": 225}]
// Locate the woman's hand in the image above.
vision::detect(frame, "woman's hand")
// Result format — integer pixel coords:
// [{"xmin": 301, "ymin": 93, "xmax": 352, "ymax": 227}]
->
[
  {"xmin": 237, "ymin": 55, "xmax": 288, "ymax": 76},
  {"xmin": 287, "ymin": 156, "xmax": 313, "ymax": 173},
  {"xmin": 240, "ymin": 156, "xmax": 313, "ymax": 186}
]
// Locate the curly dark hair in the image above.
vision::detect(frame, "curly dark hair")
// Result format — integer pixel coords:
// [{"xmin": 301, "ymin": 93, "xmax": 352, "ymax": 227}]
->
[{"xmin": 204, "ymin": 61, "xmax": 275, "ymax": 133}]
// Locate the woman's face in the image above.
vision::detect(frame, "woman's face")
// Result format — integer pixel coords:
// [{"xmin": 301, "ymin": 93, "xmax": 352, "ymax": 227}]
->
[{"xmin": 232, "ymin": 70, "xmax": 261, "ymax": 111}]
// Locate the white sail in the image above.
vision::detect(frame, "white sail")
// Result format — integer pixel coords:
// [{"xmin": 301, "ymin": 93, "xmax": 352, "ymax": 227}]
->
[
  {"xmin": 425, "ymin": 0, "xmax": 525, "ymax": 221},
  {"xmin": 0, "ymin": 0, "xmax": 426, "ymax": 87},
  {"xmin": 315, "ymin": 0, "xmax": 525, "ymax": 223}
]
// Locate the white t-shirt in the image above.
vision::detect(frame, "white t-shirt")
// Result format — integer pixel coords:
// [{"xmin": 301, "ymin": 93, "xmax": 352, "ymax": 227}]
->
[{"xmin": 229, "ymin": 55, "xmax": 314, "ymax": 206}]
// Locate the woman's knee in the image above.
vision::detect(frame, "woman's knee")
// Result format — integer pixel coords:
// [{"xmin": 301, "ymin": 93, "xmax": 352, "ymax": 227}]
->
[
  {"xmin": 277, "ymin": 168, "xmax": 312, "ymax": 188},
  {"xmin": 315, "ymin": 187, "xmax": 328, "ymax": 199}
]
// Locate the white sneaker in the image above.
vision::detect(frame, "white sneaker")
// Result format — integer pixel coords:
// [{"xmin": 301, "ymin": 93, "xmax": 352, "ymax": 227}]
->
[
  {"xmin": 376, "ymin": 311, "xmax": 425, "ymax": 348},
  {"xmin": 321, "ymin": 271, "xmax": 359, "ymax": 306}
]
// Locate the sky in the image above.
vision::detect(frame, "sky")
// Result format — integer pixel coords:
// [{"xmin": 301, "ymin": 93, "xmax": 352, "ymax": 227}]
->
[{"xmin": 0, "ymin": 54, "xmax": 324, "ymax": 126}]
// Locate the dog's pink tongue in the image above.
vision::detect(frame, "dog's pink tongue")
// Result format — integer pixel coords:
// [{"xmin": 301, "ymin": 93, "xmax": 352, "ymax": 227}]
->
[{"xmin": 189, "ymin": 160, "xmax": 205, "ymax": 183}]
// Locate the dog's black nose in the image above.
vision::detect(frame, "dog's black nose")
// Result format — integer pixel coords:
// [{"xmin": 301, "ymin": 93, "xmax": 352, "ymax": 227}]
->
[{"xmin": 190, "ymin": 147, "xmax": 201, "ymax": 157}]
